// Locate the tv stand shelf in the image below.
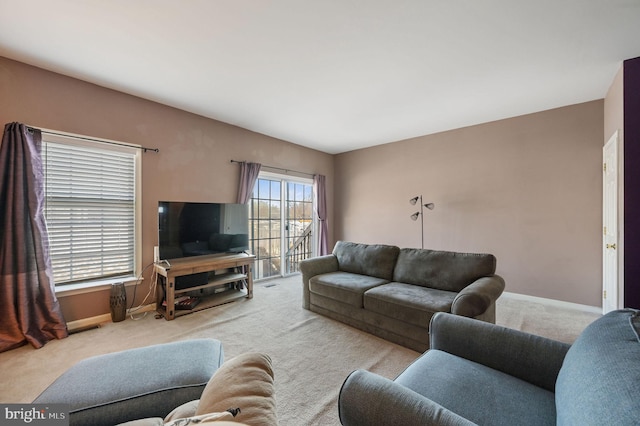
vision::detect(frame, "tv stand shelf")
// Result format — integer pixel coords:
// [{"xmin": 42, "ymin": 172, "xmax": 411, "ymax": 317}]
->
[{"xmin": 155, "ymin": 253, "xmax": 256, "ymax": 320}]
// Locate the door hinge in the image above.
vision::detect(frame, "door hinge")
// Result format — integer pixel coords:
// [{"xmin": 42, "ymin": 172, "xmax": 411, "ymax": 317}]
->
[
  {"xmin": 604, "ymin": 162, "xmax": 607, "ymax": 172},
  {"xmin": 604, "ymin": 226, "xmax": 607, "ymax": 236},
  {"xmin": 603, "ymin": 290, "xmax": 607, "ymax": 299}
]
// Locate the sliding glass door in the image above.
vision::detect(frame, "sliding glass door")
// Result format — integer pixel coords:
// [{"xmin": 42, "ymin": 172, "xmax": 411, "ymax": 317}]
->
[
  {"xmin": 250, "ymin": 178, "xmax": 281, "ymax": 279},
  {"xmin": 284, "ymin": 181, "xmax": 314, "ymax": 274},
  {"xmin": 249, "ymin": 173, "xmax": 314, "ymax": 280}
]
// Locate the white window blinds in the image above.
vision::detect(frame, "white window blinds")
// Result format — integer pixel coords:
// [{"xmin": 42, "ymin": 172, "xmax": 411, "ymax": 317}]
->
[{"xmin": 42, "ymin": 138, "xmax": 137, "ymax": 285}]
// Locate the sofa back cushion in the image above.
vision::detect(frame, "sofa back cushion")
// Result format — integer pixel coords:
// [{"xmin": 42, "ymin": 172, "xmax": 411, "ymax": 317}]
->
[
  {"xmin": 393, "ymin": 248, "xmax": 496, "ymax": 292},
  {"xmin": 333, "ymin": 241, "xmax": 399, "ymax": 281},
  {"xmin": 209, "ymin": 233, "xmax": 234, "ymax": 251},
  {"xmin": 555, "ymin": 309, "xmax": 640, "ymax": 426},
  {"xmin": 228, "ymin": 233, "xmax": 248, "ymax": 251}
]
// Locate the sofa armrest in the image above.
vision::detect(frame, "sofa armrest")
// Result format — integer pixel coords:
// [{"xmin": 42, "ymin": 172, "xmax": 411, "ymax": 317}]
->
[
  {"xmin": 299, "ymin": 254, "xmax": 339, "ymax": 309},
  {"xmin": 451, "ymin": 275, "xmax": 505, "ymax": 318},
  {"xmin": 339, "ymin": 370, "xmax": 477, "ymax": 426},
  {"xmin": 429, "ymin": 313, "xmax": 570, "ymax": 391}
]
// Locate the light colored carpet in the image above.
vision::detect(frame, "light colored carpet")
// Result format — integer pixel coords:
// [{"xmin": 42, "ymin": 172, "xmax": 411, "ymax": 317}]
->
[
  {"xmin": 496, "ymin": 293, "xmax": 601, "ymax": 342},
  {"xmin": 0, "ymin": 275, "xmax": 601, "ymax": 425}
]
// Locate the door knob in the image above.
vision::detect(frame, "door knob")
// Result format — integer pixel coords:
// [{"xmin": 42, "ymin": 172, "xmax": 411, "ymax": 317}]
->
[{"xmin": 606, "ymin": 243, "xmax": 617, "ymax": 250}]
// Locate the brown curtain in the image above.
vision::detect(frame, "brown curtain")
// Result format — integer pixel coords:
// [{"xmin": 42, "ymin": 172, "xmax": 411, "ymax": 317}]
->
[
  {"xmin": 314, "ymin": 174, "xmax": 329, "ymax": 255},
  {"xmin": 236, "ymin": 162, "xmax": 262, "ymax": 204},
  {"xmin": 0, "ymin": 123, "xmax": 68, "ymax": 352}
]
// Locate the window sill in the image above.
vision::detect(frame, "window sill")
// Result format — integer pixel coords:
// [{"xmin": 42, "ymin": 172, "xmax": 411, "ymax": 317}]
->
[{"xmin": 55, "ymin": 276, "xmax": 141, "ymax": 297}]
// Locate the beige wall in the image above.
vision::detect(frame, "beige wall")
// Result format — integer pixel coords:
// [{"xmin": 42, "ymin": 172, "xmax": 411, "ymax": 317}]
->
[
  {"xmin": 0, "ymin": 57, "xmax": 334, "ymax": 321},
  {"xmin": 0, "ymin": 54, "xmax": 608, "ymax": 316},
  {"xmin": 335, "ymin": 101, "xmax": 604, "ymax": 307},
  {"xmin": 604, "ymin": 66, "xmax": 624, "ymax": 141}
]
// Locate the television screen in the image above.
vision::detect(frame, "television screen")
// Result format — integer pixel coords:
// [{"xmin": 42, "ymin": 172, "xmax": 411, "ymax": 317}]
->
[{"xmin": 158, "ymin": 201, "xmax": 250, "ymax": 260}]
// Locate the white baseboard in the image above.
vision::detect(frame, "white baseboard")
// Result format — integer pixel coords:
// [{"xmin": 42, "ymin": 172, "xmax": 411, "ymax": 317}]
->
[
  {"xmin": 127, "ymin": 303, "xmax": 157, "ymax": 316},
  {"xmin": 66, "ymin": 303, "xmax": 156, "ymax": 333},
  {"xmin": 67, "ymin": 313, "xmax": 111, "ymax": 332},
  {"xmin": 502, "ymin": 291, "xmax": 602, "ymax": 315}
]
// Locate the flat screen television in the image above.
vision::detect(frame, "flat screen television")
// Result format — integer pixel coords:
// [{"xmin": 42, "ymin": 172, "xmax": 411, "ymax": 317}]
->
[{"xmin": 158, "ymin": 201, "xmax": 250, "ymax": 261}]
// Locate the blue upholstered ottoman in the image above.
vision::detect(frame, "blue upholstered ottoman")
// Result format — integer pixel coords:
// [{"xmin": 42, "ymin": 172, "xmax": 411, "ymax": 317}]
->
[{"xmin": 34, "ymin": 339, "xmax": 224, "ymax": 426}]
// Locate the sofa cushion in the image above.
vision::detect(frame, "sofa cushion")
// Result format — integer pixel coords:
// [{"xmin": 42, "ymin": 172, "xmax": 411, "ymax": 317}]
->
[
  {"xmin": 333, "ymin": 241, "xmax": 400, "ymax": 281},
  {"xmin": 164, "ymin": 400, "xmax": 199, "ymax": 422},
  {"xmin": 182, "ymin": 240, "xmax": 210, "ymax": 255},
  {"xmin": 555, "ymin": 309, "xmax": 640, "ymax": 426},
  {"xmin": 396, "ymin": 350, "xmax": 557, "ymax": 426},
  {"xmin": 228, "ymin": 233, "xmax": 248, "ymax": 251},
  {"xmin": 33, "ymin": 339, "xmax": 224, "ymax": 426},
  {"xmin": 119, "ymin": 412, "xmax": 238, "ymax": 425},
  {"xmin": 364, "ymin": 283, "xmax": 455, "ymax": 327},
  {"xmin": 393, "ymin": 248, "xmax": 496, "ymax": 292},
  {"xmin": 309, "ymin": 272, "xmax": 389, "ymax": 308},
  {"xmin": 195, "ymin": 352, "xmax": 277, "ymax": 426},
  {"xmin": 209, "ymin": 233, "xmax": 234, "ymax": 251}
]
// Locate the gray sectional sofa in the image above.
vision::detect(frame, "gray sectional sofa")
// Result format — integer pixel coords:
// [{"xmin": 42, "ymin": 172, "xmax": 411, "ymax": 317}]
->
[
  {"xmin": 300, "ymin": 241, "xmax": 505, "ymax": 351},
  {"xmin": 339, "ymin": 309, "xmax": 640, "ymax": 426},
  {"xmin": 34, "ymin": 339, "xmax": 278, "ymax": 425},
  {"xmin": 34, "ymin": 339, "xmax": 224, "ymax": 425}
]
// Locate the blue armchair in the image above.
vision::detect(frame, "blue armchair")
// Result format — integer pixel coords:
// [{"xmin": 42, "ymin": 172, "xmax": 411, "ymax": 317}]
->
[{"xmin": 339, "ymin": 309, "xmax": 640, "ymax": 425}]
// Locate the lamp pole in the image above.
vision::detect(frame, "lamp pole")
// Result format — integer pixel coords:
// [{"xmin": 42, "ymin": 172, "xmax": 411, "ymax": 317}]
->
[
  {"xmin": 419, "ymin": 196, "xmax": 425, "ymax": 249},
  {"xmin": 410, "ymin": 195, "xmax": 434, "ymax": 249}
]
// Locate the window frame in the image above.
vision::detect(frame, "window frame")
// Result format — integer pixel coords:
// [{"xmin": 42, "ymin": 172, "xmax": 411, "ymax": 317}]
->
[{"xmin": 40, "ymin": 130, "xmax": 142, "ymax": 294}]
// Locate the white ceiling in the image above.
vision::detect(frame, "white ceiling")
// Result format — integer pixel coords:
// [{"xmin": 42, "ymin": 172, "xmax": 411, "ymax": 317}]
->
[{"xmin": 1, "ymin": 1, "xmax": 639, "ymax": 154}]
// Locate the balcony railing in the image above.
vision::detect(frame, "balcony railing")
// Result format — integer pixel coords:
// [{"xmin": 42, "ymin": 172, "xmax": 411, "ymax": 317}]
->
[{"xmin": 286, "ymin": 223, "xmax": 312, "ymax": 274}]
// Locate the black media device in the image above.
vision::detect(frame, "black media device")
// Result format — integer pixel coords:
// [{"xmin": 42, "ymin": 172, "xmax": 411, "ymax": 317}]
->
[
  {"xmin": 158, "ymin": 201, "xmax": 251, "ymax": 292},
  {"xmin": 158, "ymin": 201, "xmax": 250, "ymax": 262},
  {"xmin": 175, "ymin": 272, "xmax": 209, "ymax": 290}
]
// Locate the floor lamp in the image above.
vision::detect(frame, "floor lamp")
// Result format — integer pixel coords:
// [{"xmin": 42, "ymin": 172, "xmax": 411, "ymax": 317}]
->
[{"xmin": 410, "ymin": 195, "xmax": 435, "ymax": 249}]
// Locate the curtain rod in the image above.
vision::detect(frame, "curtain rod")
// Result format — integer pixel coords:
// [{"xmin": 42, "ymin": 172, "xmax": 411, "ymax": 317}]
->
[
  {"xmin": 28, "ymin": 127, "xmax": 159, "ymax": 153},
  {"xmin": 230, "ymin": 159, "xmax": 314, "ymax": 177}
]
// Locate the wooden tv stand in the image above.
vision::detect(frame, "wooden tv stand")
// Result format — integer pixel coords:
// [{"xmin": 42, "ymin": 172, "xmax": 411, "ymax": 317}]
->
[{"xmin": 154, "ymin": 252, "xmax": 256, "ymax": 320}]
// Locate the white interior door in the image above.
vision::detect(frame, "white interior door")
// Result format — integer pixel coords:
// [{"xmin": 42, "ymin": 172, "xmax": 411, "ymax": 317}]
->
[{"xmin": 603, "ymin": 131, "xmax": 619, "ymax": 314}]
